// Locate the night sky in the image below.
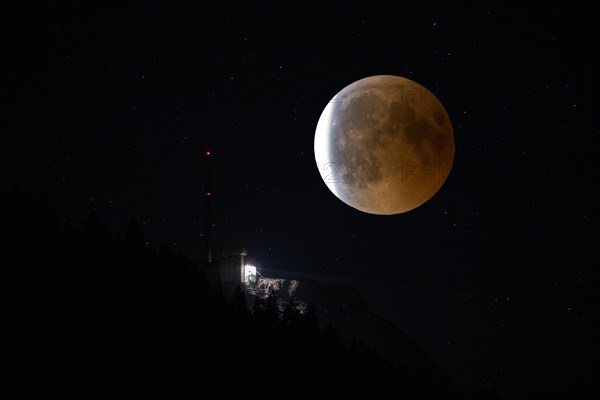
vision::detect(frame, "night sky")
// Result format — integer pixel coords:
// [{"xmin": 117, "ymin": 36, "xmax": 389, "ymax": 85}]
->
[{"xmin": 4, "ymin": 2, "xmax": 597, "ymax": 396}]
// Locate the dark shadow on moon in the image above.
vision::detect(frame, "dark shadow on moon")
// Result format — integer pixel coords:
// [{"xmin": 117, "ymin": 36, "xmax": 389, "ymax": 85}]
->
[{"xmin": 434, "ymin": 110, "xmax": 446, "ymax": 126}]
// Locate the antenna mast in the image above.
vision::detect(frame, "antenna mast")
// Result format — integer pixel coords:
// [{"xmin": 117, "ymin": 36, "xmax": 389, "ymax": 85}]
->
[{"xmin": 204, "ymin": 150, "xmax": 212, "ymax": 263}]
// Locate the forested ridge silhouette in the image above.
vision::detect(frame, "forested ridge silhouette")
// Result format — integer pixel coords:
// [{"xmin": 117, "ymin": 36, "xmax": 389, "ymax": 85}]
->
[{"xmin": 3, "ymin": 188, "xmax": 501, "ymax": 398}]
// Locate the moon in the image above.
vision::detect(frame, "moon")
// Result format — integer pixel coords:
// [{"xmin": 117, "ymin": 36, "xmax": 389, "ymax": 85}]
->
[{"xmin": 314, "ymin": 75, "xmax": 454, "ymax": 215}]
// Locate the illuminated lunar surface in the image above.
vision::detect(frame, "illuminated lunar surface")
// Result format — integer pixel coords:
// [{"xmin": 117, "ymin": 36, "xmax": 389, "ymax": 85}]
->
[{"xmin": 314, "ymin": 75, "xmax": 455, "ymax": 215}]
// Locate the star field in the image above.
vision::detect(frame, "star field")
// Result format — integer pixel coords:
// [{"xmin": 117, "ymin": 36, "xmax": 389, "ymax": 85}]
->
[{"xmin": 2, "ymin": 3, "xmax": 597, "ymax": 397}]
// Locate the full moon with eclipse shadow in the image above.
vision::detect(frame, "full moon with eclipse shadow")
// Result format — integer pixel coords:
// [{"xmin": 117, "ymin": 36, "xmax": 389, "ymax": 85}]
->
[{"xmin": 314, "ymin": 75, "xmax": 455, "ymax": 215}]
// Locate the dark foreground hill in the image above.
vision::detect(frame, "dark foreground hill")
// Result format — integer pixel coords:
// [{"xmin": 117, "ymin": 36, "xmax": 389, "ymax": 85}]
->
[
  {"xmin": 258, "ymin": 277, "xmax": 445, "ymax": 379},
  {"xmin": 2, "ymin": 189, "xmax": 484, "ymax": 398}
]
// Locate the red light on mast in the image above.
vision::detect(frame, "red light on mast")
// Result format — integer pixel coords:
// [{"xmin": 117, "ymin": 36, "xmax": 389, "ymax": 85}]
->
[
  {"xmin": 205, "ymin": 150, "xmax": 211, "ymax": 157},
  {"xmin": 206, "ymin": 192, "xmax": 211, "ymax": 197}
]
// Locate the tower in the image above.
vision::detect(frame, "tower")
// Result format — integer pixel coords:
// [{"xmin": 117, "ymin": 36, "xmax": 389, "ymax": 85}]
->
[
  {"xmin": 200, "ymin": 150, "xmax": 257, "ymax": 291},
  {"xmin": 204, "ymin": 149, "xmax": 212, "ymax": 264}
]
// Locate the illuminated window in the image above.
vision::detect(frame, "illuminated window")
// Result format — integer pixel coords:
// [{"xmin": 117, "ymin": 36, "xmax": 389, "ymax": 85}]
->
[{"xmin": 244, "ymin": 264, "xmax": 257, "ymax": 284}]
